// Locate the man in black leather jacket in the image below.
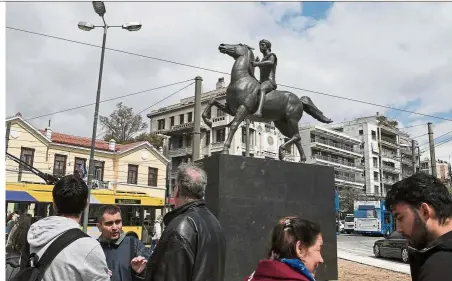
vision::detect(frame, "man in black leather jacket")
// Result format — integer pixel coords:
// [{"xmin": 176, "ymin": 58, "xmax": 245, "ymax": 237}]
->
[{"xmin": 144, "ymin": 162, "xmax": 226, "ymax": 281}]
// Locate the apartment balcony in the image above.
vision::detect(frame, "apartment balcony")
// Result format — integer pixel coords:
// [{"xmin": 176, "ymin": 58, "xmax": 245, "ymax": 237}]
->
[
  {"xmin": 400, "ymin": 147, "xmax": 413, "ymax": 155},
  {"xmin": 381, "ymin": 136, "xmax": 399, "ymax": 148},
  {"xmin": 402, "ymin": 171, "xmax": 414, "ymax": 179},
  {"xmin": 380, "ymin": 125, "xmax": 399, "ymax": 135},
  {"xmin": 163, "ymin": 122, "xmax": 209, "ymax": 137},
  {"xmin": 335, "ymin": 174, "xmax": 365, "ymax": 188},
  {"xmin": 168, "ymin": 146, "xmax": 192, "ymax": 157},
  {"xmin": 382, "ymin": 165, "xmax": 401, "ymax": 174},
  {"xmin": 381, "ymin": 152, "xmax": 399, "ymax": 160},
  {"xmin": 312, "ymin": 155, "xmax": 363, "ymax": 172},
  {"xmin": 310, "ymin": 138, "xmax": 362, "ymax": 158},
  {"xmin": 401, "ymin": 158, "xmax": 413, "ymax": 166}
]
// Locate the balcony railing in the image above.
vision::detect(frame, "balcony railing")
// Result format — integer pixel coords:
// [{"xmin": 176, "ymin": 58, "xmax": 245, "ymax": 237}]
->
[
  {"xmin": 241, "ymin": 143, "xmax": 255, "ymax": 153},
  {"xmin": 168, "ymin": 146, "xmax": 192, "ymax": 157},
  {"xmin": 401, "ymin": 148, "xmax": 413, "ymax": 155},
  {"xmin": 211, "ymin": 141, "xmax": 225, "ymax": 151},
  {"xmin": 401, "ymin": 158, "xmax": 413, "ymax": 166},
  {"xmin": 335, "ymin": 174, "xmax": 364, "ymax": 183},
  {"xmin": 311, "ymin": 138, "xmax": 358, "ymax": 153},
  {"xmin": 313, "ymin": 155, "xmax": 363, "ymax": 169},
  {"xmin": 382, "ymin": 165, "xmax": 401, "ymax": 174},
  {"xmin": 381, "ymin": 153, "xmax": 399, "ymax": 160},
  {"xmin": 381, "ymin": 136, "xmax": 399, "ymax": 146}
]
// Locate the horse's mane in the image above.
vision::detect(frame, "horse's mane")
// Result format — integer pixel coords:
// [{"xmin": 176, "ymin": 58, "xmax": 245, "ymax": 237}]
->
[{"xmin": 243, "ymin": 44, "xmax": 256, "ymax": 79}]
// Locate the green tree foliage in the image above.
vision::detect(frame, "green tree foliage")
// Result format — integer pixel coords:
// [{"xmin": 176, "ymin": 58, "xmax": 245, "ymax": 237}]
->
[{"xmin": 100, "ymin": 102, "xmax": 147, "ymax": 144}]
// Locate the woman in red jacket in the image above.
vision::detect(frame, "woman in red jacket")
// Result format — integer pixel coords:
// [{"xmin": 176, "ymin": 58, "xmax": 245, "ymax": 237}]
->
[{"xmin": 244, "ymin": 216, "xmax": 324, "ymax": 281}]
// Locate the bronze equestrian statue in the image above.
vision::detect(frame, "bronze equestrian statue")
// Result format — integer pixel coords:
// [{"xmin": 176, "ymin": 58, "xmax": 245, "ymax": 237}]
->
[{"xmin": 202, "ymin": 41, "xmax": 333, "ymax": 162}]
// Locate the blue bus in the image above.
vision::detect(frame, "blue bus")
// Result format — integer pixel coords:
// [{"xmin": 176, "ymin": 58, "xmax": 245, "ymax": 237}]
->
[{"xmin": 353, "ymin": 200, "xmax": 393, "ymax": 236}]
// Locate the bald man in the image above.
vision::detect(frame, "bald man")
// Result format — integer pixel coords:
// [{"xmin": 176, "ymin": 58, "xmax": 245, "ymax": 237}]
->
[{"xmin": 144, "ymin": 163, "xmax": 226, "ymax": 281}]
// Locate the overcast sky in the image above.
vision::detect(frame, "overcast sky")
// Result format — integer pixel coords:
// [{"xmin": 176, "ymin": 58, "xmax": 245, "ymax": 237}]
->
[{"xmin": 5, "ymin": 2, "xmax": 452, "ymax": 161}]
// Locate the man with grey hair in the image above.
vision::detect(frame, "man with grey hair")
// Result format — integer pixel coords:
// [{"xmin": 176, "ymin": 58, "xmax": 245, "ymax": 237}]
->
[{"xmin": 144, "ymin": 162, "xmax": 226, "ymax": 281}]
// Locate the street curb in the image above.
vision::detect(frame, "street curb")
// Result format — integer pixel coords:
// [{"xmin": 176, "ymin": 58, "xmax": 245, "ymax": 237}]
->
[{"xmin": 338, "ymin": 251, "xmax": 410, "ymax": 275}]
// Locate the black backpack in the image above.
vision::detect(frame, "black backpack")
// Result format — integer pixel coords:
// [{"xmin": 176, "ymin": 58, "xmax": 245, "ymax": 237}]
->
[{"xmin": 11, "ymin": 228, "xmax": 89, "ymax": 281}]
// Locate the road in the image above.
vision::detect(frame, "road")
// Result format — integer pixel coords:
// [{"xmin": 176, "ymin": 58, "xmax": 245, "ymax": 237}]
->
[{"xmin": 337, "ymin": 233, "xmax": 410, "ymax": 274}]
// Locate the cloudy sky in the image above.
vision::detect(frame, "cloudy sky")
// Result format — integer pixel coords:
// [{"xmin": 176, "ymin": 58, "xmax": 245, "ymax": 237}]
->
[{"xmin": 5, "ymin": 2, "xmax": 452, "ymax": 161}]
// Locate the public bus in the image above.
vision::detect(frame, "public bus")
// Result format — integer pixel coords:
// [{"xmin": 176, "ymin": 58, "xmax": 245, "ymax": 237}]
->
[
  {"xmin": 6, "ymin": 182, "xmax": 164, "ymax": 245},
  {"xmin": 353, "ymin": 200, "xmax": 393, "ymax": 236}
]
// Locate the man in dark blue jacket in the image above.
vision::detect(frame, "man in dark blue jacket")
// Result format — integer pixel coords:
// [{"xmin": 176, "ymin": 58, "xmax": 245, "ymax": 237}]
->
[{"xmin": 97, "ymin": 205, "xmax": 152, "ymax": 281}]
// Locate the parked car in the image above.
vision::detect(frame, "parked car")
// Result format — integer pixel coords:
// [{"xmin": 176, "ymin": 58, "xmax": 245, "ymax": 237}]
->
[{"xmin": 373, "ymin": 231, "xmax": 409, "ymax": 263}]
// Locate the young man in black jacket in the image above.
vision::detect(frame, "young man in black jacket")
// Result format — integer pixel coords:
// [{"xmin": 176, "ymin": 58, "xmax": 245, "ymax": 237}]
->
[
  {"xmin": 144, "ymin": 162, "xmax": 226, "ymax": 281},
  {"xmin": 385, "ymin": 173, "xmax": 452, "ymax": 281}
]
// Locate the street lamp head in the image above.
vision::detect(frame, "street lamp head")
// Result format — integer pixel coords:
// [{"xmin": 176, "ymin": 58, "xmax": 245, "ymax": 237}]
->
[
  {"xmin": 122, "ymin": 22, "xmax": 142, "ymax": 32},
  {"xmin": 92, "ymin": 1, "xmax": 106, "ymax": 17},
  {"xmin": 78, "ymin": 21, "xmax": 95, "ymax": 31}
]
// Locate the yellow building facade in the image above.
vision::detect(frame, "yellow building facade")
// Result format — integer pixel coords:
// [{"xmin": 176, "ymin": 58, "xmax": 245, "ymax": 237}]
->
[{"xmin": 6, "ymin": 115, "xmax": 169, "ymax": 199}]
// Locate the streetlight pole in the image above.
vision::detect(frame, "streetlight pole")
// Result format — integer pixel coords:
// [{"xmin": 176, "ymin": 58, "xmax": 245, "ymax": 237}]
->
[{"xmin": 80, "ymin": 1, "xmax": 142, "ymax": 233}]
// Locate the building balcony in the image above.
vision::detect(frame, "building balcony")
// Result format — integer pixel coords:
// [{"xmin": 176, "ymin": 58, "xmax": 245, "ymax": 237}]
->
[
  {"xmin": 401, "ymin": 158, "xmax": 413, "ymax": 166},
  {"xmin": 382, "ymin": 165, "xmax": 401, "ymax": 174},
  {"xmin": 310, "ymin": 138, "xmax": 362, "ymax": 158},
  {"xmin": 381, "ymin": 136, "xmax": 399, "ymax": 148},
  {"xmin": 168, "ymin": 146, "xmax": 192, "ymax": 157},
  {"xmin": 160, "ymin": 122, "xmax": 209, "ymax": 137},
  {"xmin": 381, "ymin": 152, "xmax": 399, "ymax": 160},
  {"xmin": 335, "ymin": 174, "xmax": 365, "ymax": 188},
  {"xmin": 312, "ymin": 155, "xmax": 363, "ymax": 172},
  {"xmin": 400, "ymin": 147, "xmax": 413, "ymax": 155},
  {"xmin": 402, "ymin": 171, "xmax": 414, "ymax": 179},
  {"xmin": 380, "ymin": 125, "xmax": 399, "ymax": 135}
]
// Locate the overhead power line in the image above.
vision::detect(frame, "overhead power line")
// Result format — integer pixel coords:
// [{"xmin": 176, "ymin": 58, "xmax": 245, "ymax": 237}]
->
[
  {"xmin": 6, "ymin": 26, "xmax": 452, "ymax": 123},
  {"xmin": 24, "ymin": 79, "xmax": 193, "ymax": 121}
]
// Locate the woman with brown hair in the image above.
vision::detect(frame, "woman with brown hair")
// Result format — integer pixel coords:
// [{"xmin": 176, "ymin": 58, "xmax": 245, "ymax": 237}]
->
[{"xmin": 244, "ymin": 217, "xmax": 324, "ymax": 281}]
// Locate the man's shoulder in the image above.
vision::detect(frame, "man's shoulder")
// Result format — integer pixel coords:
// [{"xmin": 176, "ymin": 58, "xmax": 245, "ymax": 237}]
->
[{"xmin": 420, "ymin": 249, "xmax": 452, "ymax": 277}]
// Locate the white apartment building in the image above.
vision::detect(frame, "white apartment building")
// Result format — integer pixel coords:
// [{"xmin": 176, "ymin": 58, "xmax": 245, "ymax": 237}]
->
[
  {"xmin": 327, "ymin": 114, "xmax": 420, "ymax": 196},
  {"xmin": 147, "ymin": 78, "xmax": 298, "ymax": 185},
  {"xmin": 299, "ymin": 125, "xmax": 365, "ymax": 192}
]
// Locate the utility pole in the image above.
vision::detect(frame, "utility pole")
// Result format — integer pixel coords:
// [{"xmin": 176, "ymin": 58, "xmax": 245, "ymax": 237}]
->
[
  {"xmin": 418, "ymin": 146, "xmax": 421, "ymax": 170},
  {"xmin": 6, "ymin": 121, "xmax": 11, "ymax": 154},
  {"xmin": 192, "ymin": 76, "xmax": 202, "ymax": 161},
  {"xmin": 245, "ymin": 118, "xmax": 250, "ymax": 157},
  {"xmin": 427, "ymin": 122, "xmax": 437, "ymax": 177},
  {"xmin": 378, "ymin": 128, "xmax": 384, "ymax": 195},
  {"xmin": 412, "ymin": 139, "xmax": 416, "ymax": 174}
]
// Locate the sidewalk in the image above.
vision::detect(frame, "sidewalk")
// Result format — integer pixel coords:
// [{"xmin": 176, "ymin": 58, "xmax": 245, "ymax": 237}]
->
[{"xmin": 337, "ymin": 250, "xmax": 410, "ymax": 275}]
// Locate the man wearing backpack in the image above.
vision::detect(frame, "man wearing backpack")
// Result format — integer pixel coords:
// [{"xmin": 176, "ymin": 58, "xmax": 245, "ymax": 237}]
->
[{"xmin": 21, "ymin": 175, "xmax": 110, "ymax": 281}]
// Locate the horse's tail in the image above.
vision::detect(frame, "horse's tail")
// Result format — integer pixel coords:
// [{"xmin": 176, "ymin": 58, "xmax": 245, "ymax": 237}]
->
[{"xmin": 300, "ymin": 96, "xmax": 333, "ymax": 124}]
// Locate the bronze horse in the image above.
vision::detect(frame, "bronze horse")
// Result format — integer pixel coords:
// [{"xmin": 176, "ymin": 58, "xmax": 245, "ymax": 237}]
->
[{"xmin": 202, "ymin": 43, "xmax": 333, "ymax": 162}]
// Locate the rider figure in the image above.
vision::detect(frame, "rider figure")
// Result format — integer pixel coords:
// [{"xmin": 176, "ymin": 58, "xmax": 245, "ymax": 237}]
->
[{"xmin": 251, "ymin": 39, "xmax": 277, "ymax": 117}]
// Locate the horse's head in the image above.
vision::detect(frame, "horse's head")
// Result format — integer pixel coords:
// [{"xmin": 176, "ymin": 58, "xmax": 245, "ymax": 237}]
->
[
  {"xmin": 219, "ymin": 43, "xmax": 254, "ymax": 60},
  {"xmin": 219, "ymin": 43, "xmax": 256, "ymax": 78}
]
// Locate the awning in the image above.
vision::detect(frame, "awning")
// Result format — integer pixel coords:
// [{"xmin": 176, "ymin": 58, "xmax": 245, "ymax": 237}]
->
[{"xmin": 6, "ymin": 190, "xmax": 37, "ymax": 202}]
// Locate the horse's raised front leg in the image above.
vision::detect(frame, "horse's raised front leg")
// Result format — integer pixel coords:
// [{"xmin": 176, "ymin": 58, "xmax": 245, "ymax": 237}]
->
[
  {"xmin": 202, "ymin": 98, "xmax": 234, "ymax": 128},
  {"xmin": 222, "ymin": 105, "xmax": 249, "ymax": 154}
]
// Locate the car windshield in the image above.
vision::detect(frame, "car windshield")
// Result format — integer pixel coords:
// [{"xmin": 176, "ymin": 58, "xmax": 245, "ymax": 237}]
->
[
  {"xmin": 345, "ymin": 217, "xmax": 354, "ymax": 222},
  {"xmin": 389, "ymin": 231, "xmax": 404, "ymax": 239}
]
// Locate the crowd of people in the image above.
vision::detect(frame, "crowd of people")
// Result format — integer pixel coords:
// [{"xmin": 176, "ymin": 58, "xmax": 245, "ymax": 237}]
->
[{"xmin": 5, "ymin": 162, "xmax": 452, "ymax": 281}]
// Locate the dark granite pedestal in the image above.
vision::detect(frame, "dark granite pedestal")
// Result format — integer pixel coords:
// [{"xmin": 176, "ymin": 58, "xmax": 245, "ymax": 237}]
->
[{"xmin": 196, "ymin": 154, "xmax": 338, "ymax": 281}]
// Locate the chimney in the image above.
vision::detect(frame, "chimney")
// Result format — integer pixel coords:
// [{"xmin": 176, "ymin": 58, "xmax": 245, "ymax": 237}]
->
[
  {"xmin": 15, "ymin": 112, "xmax": 22, "ymax": 117},
  {"xmin": 216, "ymin": 77, "xmax": 225, "ymax": 89},
  {"xmin": 109, "ymin": 139, "xmax": 116, "ymax": 151},
  {"xmin": 45, "ymin": 120, "xmax": 52, "ymax": 140}
]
